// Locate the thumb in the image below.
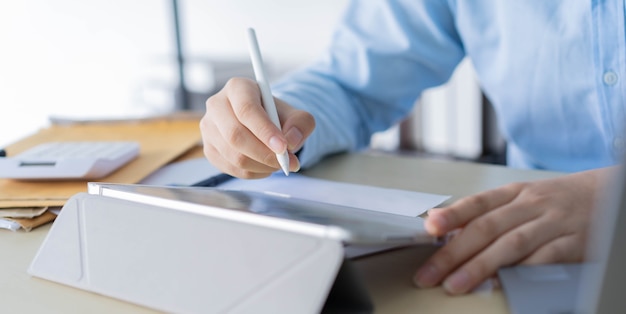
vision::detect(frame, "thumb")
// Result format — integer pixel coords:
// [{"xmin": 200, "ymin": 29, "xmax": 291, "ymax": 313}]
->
[{"xmin": 275, "ymin": 98, "xmax": 315, "ymax": 152}]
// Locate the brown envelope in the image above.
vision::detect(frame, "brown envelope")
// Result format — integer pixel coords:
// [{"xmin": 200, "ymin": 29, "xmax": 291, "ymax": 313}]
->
[
  {"xmin": 4, "ymin": 210, "xmax": 58, "ymax": 232},
  {"xmin": 0, "ymin": 118, "xmax": 203, "ymax": 208}
]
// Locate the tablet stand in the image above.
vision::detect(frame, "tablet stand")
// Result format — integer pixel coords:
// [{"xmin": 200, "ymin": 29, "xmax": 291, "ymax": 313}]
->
[{"xmin": 29, "ymin": 193, "xmax": 373, "ymax": 313}]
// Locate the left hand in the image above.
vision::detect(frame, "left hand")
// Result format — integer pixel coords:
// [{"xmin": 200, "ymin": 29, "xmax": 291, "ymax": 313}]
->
[{"xmin": 413, "ymin": 167, "xmax": 611, "ymax": 294}]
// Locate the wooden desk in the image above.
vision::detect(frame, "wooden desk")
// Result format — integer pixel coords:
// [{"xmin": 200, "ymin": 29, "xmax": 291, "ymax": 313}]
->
[{"xmin": 0, "ymin": 152, "xmax": 562, "ymax": 313}]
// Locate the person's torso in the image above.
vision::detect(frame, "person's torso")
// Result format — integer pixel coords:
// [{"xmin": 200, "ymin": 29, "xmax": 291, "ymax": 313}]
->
[{"xmin": 451, "ymin": 0, "xmax": 625, "ymax": 171}]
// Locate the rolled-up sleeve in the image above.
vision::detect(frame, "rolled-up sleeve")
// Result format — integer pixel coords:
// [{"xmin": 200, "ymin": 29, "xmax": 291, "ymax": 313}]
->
[{"xmin": 273, "ymin": 0, "xmax": 465, "ymax": 168}]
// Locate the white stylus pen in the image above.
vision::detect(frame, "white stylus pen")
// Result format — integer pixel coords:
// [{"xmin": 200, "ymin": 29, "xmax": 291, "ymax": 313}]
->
[{"xmin": 247, "ymin": 28, "xmax": 290, "ymax": 176}]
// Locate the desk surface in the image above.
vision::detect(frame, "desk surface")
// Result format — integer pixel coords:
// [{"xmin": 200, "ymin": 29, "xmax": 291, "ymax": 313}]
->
[{"xmin": 0, "ymin": 152, "xmax": 562, "ymax": 313}]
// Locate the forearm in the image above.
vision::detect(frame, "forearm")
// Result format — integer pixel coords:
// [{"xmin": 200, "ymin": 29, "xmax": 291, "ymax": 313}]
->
[{"xmin": 274, "ymin": 69, "xmax": 373, "ymax": 168}]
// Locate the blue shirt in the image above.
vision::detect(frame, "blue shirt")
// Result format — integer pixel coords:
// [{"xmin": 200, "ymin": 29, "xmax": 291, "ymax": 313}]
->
[{"xmin": 273, "ymin": 0, "xmax": 626, "ymax": 172}]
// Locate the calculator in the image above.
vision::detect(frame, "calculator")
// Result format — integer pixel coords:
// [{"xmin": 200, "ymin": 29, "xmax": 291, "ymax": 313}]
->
[{"xmin": 0, "ymin": 141, "xmax": 140, "ymax": 180}]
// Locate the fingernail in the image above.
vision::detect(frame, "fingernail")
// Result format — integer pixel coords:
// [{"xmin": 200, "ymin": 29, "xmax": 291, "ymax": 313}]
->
[
  {"xmin": 443, "ymin": 270, "xmax": 470, "ymax": 294},
  {"xmin": 414, "ymin": 263, "xmax": 439, "ymax": 288},
  {"xmin": 292, "ymin": 158, "xmax": 301, "ymax": 172},
  {"xmin": 268, "ymin": 136, "xmax": 286, "ymax": 154},
  {"xmin": 431, "ymin": 214, "xmax": 447, "ymax": 231},
  {"xmin": 285, "ymin": 127, "xmax": 303, "ymax": 151},
  {"xmin": 427, "ymin": 210, "xmax": 447, "ymax": 234}
]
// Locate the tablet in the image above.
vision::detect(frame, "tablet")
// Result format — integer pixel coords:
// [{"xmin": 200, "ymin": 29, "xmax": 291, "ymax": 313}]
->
[{"xmin": 88, "ymin": 183, "xmax": 438, "ymax": 245}]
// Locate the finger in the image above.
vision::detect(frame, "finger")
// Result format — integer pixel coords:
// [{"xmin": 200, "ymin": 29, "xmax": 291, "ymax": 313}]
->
[
  {"xmin": 226, "ymin": 78, "xmax": 288, "ymax": 155},
  {"xmin": 214, "ymin": 120, "xmax": 300, "ymax": 175},
  {"xmin": 200, "ymin": 105, "xmax": 246, "ymax": 176},
  {"xmin": 202, "ymin": 136, "xmax": 272, "ymax": 179},
  {"xmin": 200, "ymin": 102, "xmax": 277, "ymax": 178},
  {"xmin": 275, "ymin": 98, "xmax": 315, "ymax": 152},
  {"xmin": 426, "ymin": 183, "xmax": 525, "ymax": 235},
  {"xmin": 208, "ymin": 93, "xmax": 283, "ymax": 170},
  {"xmin": 415, "ymin": 200, "xmax": 540, "ymax": 288},
  {"xmin": 288, "ymin": 151, "xmax": 301, "ymax": 172},
  {"xmin": 441, "ymin": 217, "xmax": 563, "ymax": 295},
  {"xmin": 520, "ymin": 234, "xmax": 585, "ymax": 265},
  {"xmin": 201, "ymin": 110, "xmax": 277, "ymax": 177}
]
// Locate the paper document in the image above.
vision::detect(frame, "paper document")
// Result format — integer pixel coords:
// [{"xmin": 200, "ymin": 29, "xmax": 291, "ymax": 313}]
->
[
  {"xmin": 0, "ymin": 207, "xmax": 47, "ymax": 218},
  {"xmin": 220, "ymin": 173, "xmax": 448, "ymax": 217},
  {"xmin": 141, "ymin": 158, "xmax": 450, "ymax": 218},
  {"xmin": 0, "ymin": 119, "xmax": 203, "ymax": 208}
]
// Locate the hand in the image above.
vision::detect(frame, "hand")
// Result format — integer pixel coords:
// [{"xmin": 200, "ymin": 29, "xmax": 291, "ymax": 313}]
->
[
  {"xmin": 200, "ymin": 78, "xmax": 315, "ymax": 178},
  {"xmin": 414, "ymin": 167, "xmax": 610, "ymax": 294}
]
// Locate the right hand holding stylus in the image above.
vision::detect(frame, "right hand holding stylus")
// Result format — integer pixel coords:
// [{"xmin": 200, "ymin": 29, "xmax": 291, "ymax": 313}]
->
[{"xmin": 200, "ymin": 78, "xmax": 315, "ymax": 178}]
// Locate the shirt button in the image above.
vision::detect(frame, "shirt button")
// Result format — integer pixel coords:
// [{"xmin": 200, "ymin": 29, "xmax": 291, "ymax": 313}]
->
[
  {"xmin": 603, "ymin": 71, "xmax": 618, "ymax": 85},
  {"xmin": 613, "ymin": 137, "xmax": 624, "ymax": 152}
]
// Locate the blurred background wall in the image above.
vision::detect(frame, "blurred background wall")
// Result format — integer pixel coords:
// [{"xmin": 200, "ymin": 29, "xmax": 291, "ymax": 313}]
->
[{"xmin": 0, "ymin": 0, "xmax": 504, "ymax": 163}]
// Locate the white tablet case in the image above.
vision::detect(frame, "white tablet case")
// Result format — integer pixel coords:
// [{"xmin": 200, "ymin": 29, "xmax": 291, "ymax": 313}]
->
[{"xmin": 29, "ymin": 192, "xmax": 370, "ymax": 313}]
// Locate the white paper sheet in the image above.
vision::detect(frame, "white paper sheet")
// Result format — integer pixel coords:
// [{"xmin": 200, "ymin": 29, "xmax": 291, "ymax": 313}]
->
[
  {"xmin": 141, "ymin": 157, "xmax": 450, "ymax": 218},
  {"xmin": 220, "ymin": 173, "xmax": 449, "ymax": 217}
]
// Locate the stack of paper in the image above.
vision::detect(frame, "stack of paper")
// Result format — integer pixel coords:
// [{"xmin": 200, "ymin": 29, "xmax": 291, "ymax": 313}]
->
[
  {"xmin": 0, "ymin": 207, "xmax": 57, "ymax": 231},
  {"xmin": 0, "ymin": 117, "xmax": 203, "ymax": 231},
  {"xmin": 141, "ymin": 157, "xmax": 451, "ymax": 218}
]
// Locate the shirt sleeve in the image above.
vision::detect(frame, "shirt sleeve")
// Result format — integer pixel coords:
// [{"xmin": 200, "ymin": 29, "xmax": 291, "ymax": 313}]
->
[{"xmin": 273, "ymin": 0, "xmax": 466, "ymax": 168}]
